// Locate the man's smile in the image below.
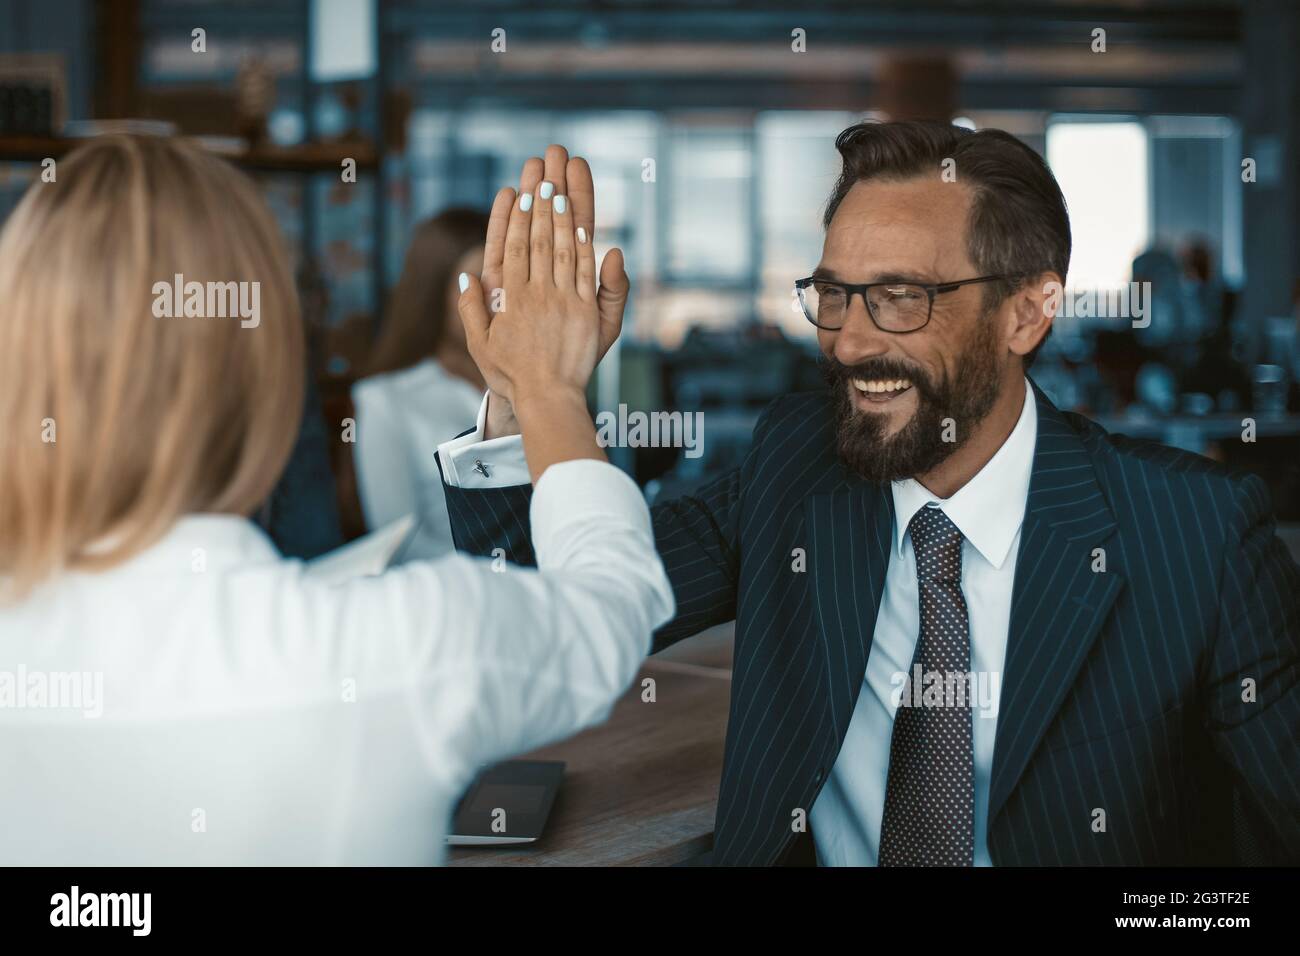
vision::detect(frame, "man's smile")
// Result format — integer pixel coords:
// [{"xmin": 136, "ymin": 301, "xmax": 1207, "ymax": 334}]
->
[{"xmin": 849, "ymin": 376, "xmax": 918, "ymax": 412}]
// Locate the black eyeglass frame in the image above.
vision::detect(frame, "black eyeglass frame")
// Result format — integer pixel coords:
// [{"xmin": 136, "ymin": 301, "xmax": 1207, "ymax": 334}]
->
[{"xmin": 794, "ymin": 274, "xmax": 1013, "ymax": 332}]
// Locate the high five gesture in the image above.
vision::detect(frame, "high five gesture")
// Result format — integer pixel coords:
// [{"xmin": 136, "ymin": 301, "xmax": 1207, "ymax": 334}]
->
[
  {"xmin": 456, "ymin": 145, "xmax": 628, "ymax": 482},
  {"xmin": 464, "ymin": 145, "xmax": 629, "ymax": 441}
]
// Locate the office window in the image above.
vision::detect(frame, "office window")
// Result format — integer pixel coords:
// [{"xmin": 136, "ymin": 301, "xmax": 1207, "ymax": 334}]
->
[
  {"xmin": 1046, "ymin": 119, "xmax": 1150, "ymax": 292},
  {"xmin": 757, "ymin": 110, "xmax": 864, "ymax": 339},
  {"xmin": 310, "ymin": 0, "xmax": 376, "ymax": 82},
  {"xmin": 663, "ymin": 120, "xmax": 753, "ymax": 284},
  {"xmin": 1147, "ymin": 115, "xmax": 1243, "ymax": 285}
]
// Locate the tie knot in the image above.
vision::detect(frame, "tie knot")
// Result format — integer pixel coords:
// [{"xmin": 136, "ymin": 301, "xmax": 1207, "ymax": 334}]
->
[{"xmin": 907, "ymin": 506, "xmax": 963, "ymax": 581}]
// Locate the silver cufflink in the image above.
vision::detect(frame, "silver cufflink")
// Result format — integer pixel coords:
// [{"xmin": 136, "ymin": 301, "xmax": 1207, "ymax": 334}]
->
[{"xmin": 473, "ymin": 458, "xmax": 490, "ymax": 478}]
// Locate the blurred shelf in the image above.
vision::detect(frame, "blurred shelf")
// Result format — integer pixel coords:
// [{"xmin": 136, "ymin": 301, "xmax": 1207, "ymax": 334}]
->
[
  {"xmin": 0, "ymin": 135, "xmax": 378, "ymax": 174},
  {"xmin": 1092, "ymin": 413, "xmax": 1300, "ymax": 457}
]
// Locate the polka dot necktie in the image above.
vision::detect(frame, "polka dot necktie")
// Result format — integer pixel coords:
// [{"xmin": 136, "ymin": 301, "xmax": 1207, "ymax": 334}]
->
[{"xmin": 878, "ymin": 505, "xmax": 975, "ymax": 867}]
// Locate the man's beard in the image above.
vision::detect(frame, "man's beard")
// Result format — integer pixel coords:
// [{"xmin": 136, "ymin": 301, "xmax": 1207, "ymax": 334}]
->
[{"xmin": 822, "ymin": 329, "xmax": 1002, "ymax": 484}]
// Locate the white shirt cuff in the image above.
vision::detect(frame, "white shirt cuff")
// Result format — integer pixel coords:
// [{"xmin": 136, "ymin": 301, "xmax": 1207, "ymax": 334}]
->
[{"xmin": 436, "ymin": 392, "xmax": 530, "ymax": 488}]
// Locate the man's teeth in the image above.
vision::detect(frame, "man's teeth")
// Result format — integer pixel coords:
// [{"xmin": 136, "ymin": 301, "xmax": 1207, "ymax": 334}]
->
[{"xmin": 850, "ymin": 378, "xmax": 912, "ymax": 394}]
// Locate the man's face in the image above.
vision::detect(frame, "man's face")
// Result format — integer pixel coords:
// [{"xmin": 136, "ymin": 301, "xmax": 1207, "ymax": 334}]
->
[{"xmin": 816, "ymin": 176, "xmax": 1006, "ymax": 483}]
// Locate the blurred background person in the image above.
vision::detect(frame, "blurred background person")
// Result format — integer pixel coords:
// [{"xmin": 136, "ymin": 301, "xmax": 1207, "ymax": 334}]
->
[
  {"xmin": 1179, "ymin": 235, "xmax": 1250, "ymax": 410},
  {"xmin": 351, "ymin": 208, "xmax": 488, "ymax": 560}
]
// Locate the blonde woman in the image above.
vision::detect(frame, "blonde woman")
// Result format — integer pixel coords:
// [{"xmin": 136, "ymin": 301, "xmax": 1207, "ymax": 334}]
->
[
  {"xmin": 352, "ymin": 208, "xmax": 490, "ymax": 561},
  {"xmin": 0, "ymin": 136, "xmax": 669, "ymax": 865}
]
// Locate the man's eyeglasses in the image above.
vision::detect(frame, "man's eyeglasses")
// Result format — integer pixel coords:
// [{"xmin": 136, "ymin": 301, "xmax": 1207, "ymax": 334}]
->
[{"xmin": 794, "ymin": 274, "xmax": 1011, "ymax": 332}]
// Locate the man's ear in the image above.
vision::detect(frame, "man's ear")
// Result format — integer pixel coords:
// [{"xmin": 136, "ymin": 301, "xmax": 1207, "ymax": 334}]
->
[{"xmin": 1005, "ymin": 271, "xmax": 1061, "ymax": 362}]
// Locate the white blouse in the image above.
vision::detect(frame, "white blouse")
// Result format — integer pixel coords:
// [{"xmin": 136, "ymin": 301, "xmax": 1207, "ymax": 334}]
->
[
  {"xmin": 0, "ymin": 459, "xmax": 673, "ymax": 865},
  {"xmin": 352, "ymin": 358, "xmax": 484, "ymax": 562}
]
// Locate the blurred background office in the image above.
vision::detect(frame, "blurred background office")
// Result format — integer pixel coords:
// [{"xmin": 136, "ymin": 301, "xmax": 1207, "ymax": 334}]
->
[{"xmin": 1, "ymin": 0, "xmax": 1296, "ymax": 552}]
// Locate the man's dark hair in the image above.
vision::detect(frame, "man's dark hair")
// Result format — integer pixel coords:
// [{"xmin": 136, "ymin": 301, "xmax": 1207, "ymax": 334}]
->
[{"xmin": 823, "ymin": 121, "xmax": 1071, "ymax": 367}]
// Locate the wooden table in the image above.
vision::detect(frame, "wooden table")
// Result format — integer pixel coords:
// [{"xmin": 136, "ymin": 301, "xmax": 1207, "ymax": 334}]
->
[{"xmin": 448, "ymin": 624, "xmax": 734, "ymax": 866}]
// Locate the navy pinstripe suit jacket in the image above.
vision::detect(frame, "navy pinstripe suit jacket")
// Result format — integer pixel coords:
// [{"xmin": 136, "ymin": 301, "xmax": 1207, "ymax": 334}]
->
[{"xmin": 441, "ymin": 380, "xmax": 1300, "ymax": 865}]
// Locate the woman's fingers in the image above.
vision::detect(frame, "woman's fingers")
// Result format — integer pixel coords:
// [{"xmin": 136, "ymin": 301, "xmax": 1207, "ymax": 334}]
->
[
  {"xmin": 568, "ymin": 157, "xmax": 598, "ymax": 300},
  {"xmin": 528, "ymin": 178, "xmax": 555, "ymax": 285},
  {"xmin": 574, "ymin": 221, "xmax": 596, "ymax": 300},
  {"xmin": 543, "ymin": 145, "xmax": 574, "ymax": 287},
  {"xmin": 500, "ymin": 156, "xmax": 544, "ymax": 288},
  {"xmin": 503, "ymin": 177, "xmax": 536, "ymax": 286},
  {"xmin": 456, "ymin": 271, "xmax": 490, "ymax": 353},
  {"xmin": 552, "ymin": 185, "xmax": 576, "ymax": 289},
  {"xmin": 596, "ymin": 247, "xmax": 629, "ymax": 358}
]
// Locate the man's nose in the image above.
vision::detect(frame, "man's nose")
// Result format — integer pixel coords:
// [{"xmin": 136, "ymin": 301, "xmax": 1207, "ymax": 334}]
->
[{"xmin": 830, "ymin": 295, "xmax": 893, "ymax": 366}]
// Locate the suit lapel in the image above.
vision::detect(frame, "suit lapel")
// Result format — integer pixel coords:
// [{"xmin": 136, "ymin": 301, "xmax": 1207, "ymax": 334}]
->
[
  {"xmin": 988, "ymin": 383, "xmax": 1125, "ymax": 824},
  {"xmin": 806, "ymin": 480, "xmax": 894, "ymax": 745}
]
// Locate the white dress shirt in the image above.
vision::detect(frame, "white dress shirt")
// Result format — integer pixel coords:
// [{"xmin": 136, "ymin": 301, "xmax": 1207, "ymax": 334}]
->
[
  {"xmin": 441, "ymin": 381, "xmax": 1037, "ymax": 867},
  {"xmin": 0, "ymin": 459, "xmax": 673, "ymax": 865},
  {"xmin": 811, "ymin": 377, "xmax": 1036, "ymax": 866},
  {"xmin": 352, "ymin": 358, "xmax": 484, "ymax": 561}
]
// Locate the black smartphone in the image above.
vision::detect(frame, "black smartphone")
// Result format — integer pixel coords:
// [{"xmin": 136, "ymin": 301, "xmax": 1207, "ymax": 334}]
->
[{"xmin": 446, "ymin": 760, "xmax": 566, "ymax": 846}]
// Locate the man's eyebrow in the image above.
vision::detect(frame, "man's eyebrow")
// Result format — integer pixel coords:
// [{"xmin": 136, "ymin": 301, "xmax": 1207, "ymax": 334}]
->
[{"xmin": 811, "ymin": 268, "xmax": 936, "ymax": 285}]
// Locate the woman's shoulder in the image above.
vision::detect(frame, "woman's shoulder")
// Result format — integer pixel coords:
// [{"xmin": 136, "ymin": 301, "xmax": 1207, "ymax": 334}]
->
[
  {"xmin": 358, "ymin": 359, "xmax": 477, "ymax": 399},
  {"xmin": 354, "ymin": 359, "xmax": 436, "ymax": 401},
  {"xmin": 354, "ymin": 359, "xmax": 479, "ymax": 420}
]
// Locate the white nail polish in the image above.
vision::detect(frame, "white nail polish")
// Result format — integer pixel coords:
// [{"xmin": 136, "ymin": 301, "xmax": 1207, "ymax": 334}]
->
[
  {"xmin": 554, "ymin": 194, "xmax": 567, "ymax": 214},
  {"xmin": 539, "ymin": 181, "xmax": 554, "ymax": 200},
  {"xmin": 458, "ymin": 272, "xmax": 469, "ymax": 293},
  {"xmin": 577, "ymin": 227, "xmax": 588, "ymax": 244},
  {"xmin": 520, "ymin": 192, "xmax": 533, "ymax": 212}
]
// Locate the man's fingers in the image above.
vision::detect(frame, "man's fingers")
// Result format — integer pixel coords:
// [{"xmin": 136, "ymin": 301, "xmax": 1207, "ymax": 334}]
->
[
  {"xmin": 529, "ymin": 179, "xmax": 555, "ymax": 284},
  {"xmin": 567, "ymin": 156, "xmax": 595, "ymax": 237},
  {"xmin": 543, "ymin": 145, "xmax": 569, "ymax": 202},
  {"xmin": 457, "ymin": 271, "xmax": 491, "ymax": 351},
  {"xmin": 518, "ymin": 157, "xmax": 544, "ymax": 195},
  {"xmin": 481, "ymin": 186, "xmax": 515, "ymax": 290},
  {"xmin": 596, "ymin": 247, "xmax": 628, "ymax": 356}
]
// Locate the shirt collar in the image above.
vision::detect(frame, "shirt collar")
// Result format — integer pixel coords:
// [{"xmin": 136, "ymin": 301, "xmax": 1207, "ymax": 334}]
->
[{"xmin": 890, "ymin": 377, "xmax": 1037, "ymax": 569}]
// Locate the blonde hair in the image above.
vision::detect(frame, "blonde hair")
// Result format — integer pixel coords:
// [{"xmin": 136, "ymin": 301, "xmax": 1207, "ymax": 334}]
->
[{"xmin": 0, "ymin": 135, "xmax": 303, "ymax": 598}]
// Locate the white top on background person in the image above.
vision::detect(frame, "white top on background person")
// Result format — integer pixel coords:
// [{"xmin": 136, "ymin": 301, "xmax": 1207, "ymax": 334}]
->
[
  {"xmin": 352, "ymin": 209, "xmax": 490, "ymax": 561},
  {"xmin": 0, "ymin": 136, "xmax": 668, "ymax": 864},
  {"xmin": 353, "ymin": 357, "xmax": 482, "ymax": 559}
]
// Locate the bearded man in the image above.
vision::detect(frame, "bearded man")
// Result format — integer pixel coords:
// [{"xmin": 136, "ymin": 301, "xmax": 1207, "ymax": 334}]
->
[{"xmin": 438, "ymin": 122, "xmax": 1300, "ymax": 866}]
